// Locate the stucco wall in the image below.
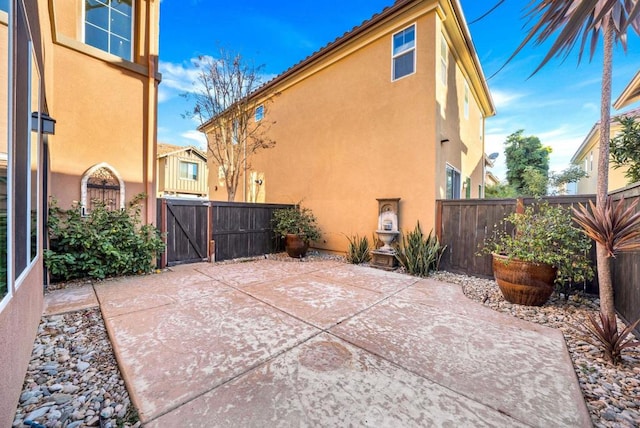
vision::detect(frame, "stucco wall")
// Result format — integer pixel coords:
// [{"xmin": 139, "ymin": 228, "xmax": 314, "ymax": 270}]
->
[
  {"xmin": 207, "ymin": 3, "xmax": 490, "ymax": 254},
  {"xmin": 0, "ymin": 267, "xmax": 43, "ymax": 427}
]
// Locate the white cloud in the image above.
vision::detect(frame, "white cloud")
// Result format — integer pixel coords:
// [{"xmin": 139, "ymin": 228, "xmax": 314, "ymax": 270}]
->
[
  {"xmin": 490, "ymin": 89, "xmax": 524, "ymax": 109},
  {"xmin": 181, "ymin": 130, "xmax": 207, "ymax": 150},
  {"xmin": 159, "ymin": 59, "xmax": 202, "ymax": 93}
]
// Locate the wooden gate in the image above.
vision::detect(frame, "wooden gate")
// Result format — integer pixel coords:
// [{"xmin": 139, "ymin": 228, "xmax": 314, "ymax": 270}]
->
[
  {"xmin": 210, "ymin": 202, "xmax": 292, "ymax": 261},
  {"xmin": 158, "ymin": 198, "xmax": 210, "ymax": 267}
]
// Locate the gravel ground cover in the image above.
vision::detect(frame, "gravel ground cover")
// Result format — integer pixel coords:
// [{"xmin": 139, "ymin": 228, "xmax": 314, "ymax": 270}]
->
[{"xmin": 13, "ymin": 254, "xmax": 640, "ymax": 427}]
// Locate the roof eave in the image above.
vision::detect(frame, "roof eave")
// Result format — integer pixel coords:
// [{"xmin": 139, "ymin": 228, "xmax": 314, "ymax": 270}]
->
[{"xmin": 613, "ymin": 70, "xmax": 640, "ymax": 110}]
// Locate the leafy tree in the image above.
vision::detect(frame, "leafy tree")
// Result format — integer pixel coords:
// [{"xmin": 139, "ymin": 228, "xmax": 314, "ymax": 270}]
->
[
  {"xmin": 521, "ymin": 166, "xmax": 549, "ymax": 197},
  {"xmin": 504, "ymin": 130, "xmax": 551, "ymax": 194},
  {"xmin": 507, "ymin": 0, "xmax": 640, "ymax": 330},
  {"xmin": 484, "ymin": 182, "xmax": 518, "ymax": 199},
  {"xmin": 610, "ymin": 115, "xmax": 640, "ymax": 184},
  {"xmin": 549, "ymin": 165, "xmax": 588, "ymax": 194},
  {"xmin": 184, "ymin": 48, "xmax": 276, "ymax": 201}
]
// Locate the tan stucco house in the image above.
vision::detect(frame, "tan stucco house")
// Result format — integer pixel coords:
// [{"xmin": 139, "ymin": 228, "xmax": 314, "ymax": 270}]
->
[
  {"xmin": 570, "ymin": 107, "xmax": 640, "ymax": 195},
  {"xmin": 157, "ymin": 143, "xmax": 208, "ymax": 198},
  {"xmin": 200, "ymin": 0, "xmax": 495, "ymax": 253},
  {"xmin": 614, "ymin": 70, "xmax": 640, "ymax": 110},
  {"xmin": 0, "ymin": 1, "xmax": 159, "ymax": 422}
]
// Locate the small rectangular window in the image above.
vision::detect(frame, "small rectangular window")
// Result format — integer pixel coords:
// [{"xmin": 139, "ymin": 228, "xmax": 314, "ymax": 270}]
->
[
  {"xmin": 440, "ymin": 36, "xmax": 448, "ymax": 86},
  {"xmin": 464, "ymin": 82, "xmax": 470, "ymax": 119},
  {"xmin": 255, "ymin": 105, "xmax": 264, "ymax": 122},
  {"xmin": 589, "ymin": 151, "xmax": 593, "ymax": 171},
  {"xmin": 392, "ymin": 24, "xmax": 415, "ymax": 81},
  {"xmin": 179, "ymin": 161, "xmax": 198, "ymax": 180},
  {"xmin": 446, "ymin": 164, "xmax": 461, "ymax": 199}
]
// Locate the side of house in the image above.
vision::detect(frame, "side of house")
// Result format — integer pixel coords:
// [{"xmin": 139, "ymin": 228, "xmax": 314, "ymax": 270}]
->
[
  {"xmin": 157, "ymin": 143, "xmax": 208, "ymax": 198},
  {"xmin": 48, "ymin": 0, "xmax": 159, "ymax": 222},
  {"xmin": 202, "ymin": 0, "xmax": 494, "ymax": 253},
  {"xmin": 201, "ymin": 0, "xmax": 494, "ymax": 251},
  {"xmin": 0, "ymin": 1, "xmax": 160, "ymax": 422},
  {"xmin": 0, "ymin": 1, "xmax": 49, "ymax": 423},
  {"xmin": 571, "ymin": 108, "xmax": 640, "ymax": 194}
]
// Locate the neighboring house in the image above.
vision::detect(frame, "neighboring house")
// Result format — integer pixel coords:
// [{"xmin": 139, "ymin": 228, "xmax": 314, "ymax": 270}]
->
[
  {"xmin": 485, "ymin": 171, "xmax": 500, "ymax": 188},
  {"xmin": 157, "ymin": 143, "xmax": 208, "ymax": 198},
  {"xmin": 0, "ymin": 1, "xmax": 159, "ymax": 423},
  {"xmin": 614, "ymin": 70, "xmax": 640, "ymax": 110},
  {"xmin": 570, "ymin": 107, "xmax": 640, "ymax": 194},
  {"xmin": 200, "ymin": 0, "xmax": 495, "ymax": 253}
]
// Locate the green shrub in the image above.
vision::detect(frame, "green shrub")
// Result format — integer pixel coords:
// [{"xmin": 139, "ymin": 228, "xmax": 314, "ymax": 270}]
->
[
  {"xmin": 44, "ymin": 194, "xmax": 165, "ymax": 282},
  {"xmin": 395, "ymin": 222, "xmax": 445, "ymax": 277},
  {"xmin": 345, "ymin": 234, "xmax": 371, "ymax": 264},
  {"xmin": 271, "ymin": 205, "xmax": 321, "ymax": 243},
  {"xmin": 480, "ymin": 201, "xmax": 593, "ymax": 295}
]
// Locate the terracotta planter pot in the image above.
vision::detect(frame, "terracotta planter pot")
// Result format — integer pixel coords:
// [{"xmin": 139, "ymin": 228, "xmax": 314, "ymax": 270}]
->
[
  {"xmin": 491, "ymin": 253, "xmax": 557, "ymax": 306},
  {"xmin": 285, "ymin": 234, "xmax": 309, "ymax": 258}
]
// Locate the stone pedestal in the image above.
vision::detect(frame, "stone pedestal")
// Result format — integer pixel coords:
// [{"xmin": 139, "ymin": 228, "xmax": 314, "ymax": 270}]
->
[{"xmin": 370, "ymin": 250, "xmax": 397, "ymax": 271}]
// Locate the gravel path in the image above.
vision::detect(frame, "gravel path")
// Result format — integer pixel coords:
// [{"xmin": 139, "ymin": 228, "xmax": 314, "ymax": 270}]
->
[{"xmin": 12, "ymin": 257, "xmax": 640, "ymax": 427}]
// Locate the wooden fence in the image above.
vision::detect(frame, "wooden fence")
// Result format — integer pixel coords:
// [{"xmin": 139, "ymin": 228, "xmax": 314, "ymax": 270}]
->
[
  {"xmin": 157, "ymin": 199, "xmax": 293, "ymax": 267},
  {"xmin": 435, "ymin": 187, "xmax": 640, "ymax": 329},
  {"xmin": 210, "ymin": 202, "xmax": 293, "ymax": 261}
]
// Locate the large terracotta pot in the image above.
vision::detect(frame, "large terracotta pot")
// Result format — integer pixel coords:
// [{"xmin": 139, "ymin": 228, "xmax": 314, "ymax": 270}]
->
[
  {"xmin": 285, "ymin": 234, "xmax": 309, "ymax": 258},
  {"xmin": 492, "ymin": 253, "xmax": 557, "ymax": 306}
]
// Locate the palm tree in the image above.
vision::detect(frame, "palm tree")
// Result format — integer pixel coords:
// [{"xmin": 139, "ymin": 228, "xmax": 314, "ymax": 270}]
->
[{"xmin": 507, "ymin": 0, "xmax": 640, "ymax": 323}]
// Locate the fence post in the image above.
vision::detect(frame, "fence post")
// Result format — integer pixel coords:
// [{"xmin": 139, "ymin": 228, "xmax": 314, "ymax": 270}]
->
[
  {"xmin": 159, "ymin": 198, "xmax": 167, "ymax": 269},
  {"xmin": 516, "ymin": 198, "xmax": 525, "ymax": 214},
  {"xmin": 435, "ymin": 200, "xmax": 443, "ymax": 242}
]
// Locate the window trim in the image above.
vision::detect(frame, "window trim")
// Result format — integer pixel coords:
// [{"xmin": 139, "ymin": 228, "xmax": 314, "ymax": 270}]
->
[
  {"xmin": 80, "ymin": 163, "xmax": 125, "ymax": 215},
  {"xmin": 82, "ymin": 0, "xmax": 135, "ymax": 61},
  {"xmin": 391, "ymin": 23, "xmax": 416, "ymax": 82},
  {"xmin": 179, "ymin": 160, "xmax": 198, "ymax": 181},
  {"xmin": 440, "ymin": 35, "xmax": 448, "ymax": 86},
  {"xmin": 255, "ymin": 105, "xmax": 264, "ymax": 122},
  {"xmin": 445, "ymin": 163, "xmax": 461, "ymax": 200}
]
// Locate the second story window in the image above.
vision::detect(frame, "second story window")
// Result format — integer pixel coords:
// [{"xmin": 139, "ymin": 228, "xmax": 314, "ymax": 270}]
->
[
  {"xmin": 255, "ymin": 105, "xmax": 264, "ymax": 122},
  {"xmin": 84, "ymin": 0, "xmax": 133, "ymax": 61},
  {"xmin": 392, "ymin": 24, "xmax": 415, "ymax": 81},
  {"xmin": 180, "ymin": 161, "xmax": 198, "ymax": 180},
  {"xmin": 464, "ymin": 82, "xmax": 470, "ymax": 119},
  {"xmin": 440, "ymin": 36, "xmax": 448, "ymax": 86}
]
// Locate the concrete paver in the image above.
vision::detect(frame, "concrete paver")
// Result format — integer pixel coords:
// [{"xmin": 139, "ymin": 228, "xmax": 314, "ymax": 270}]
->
[
  {"xmin": 43, "ymin": 285, "xmax": 98, "ymax": 315},
  {"xmin": 44, "ymin": 260, "xmax": 591, "ymax": 427}
]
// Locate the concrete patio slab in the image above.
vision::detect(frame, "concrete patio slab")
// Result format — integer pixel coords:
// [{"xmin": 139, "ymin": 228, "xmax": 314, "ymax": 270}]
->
[
  {"xmin": 239, "ymin": 275, "xmax": 386, "ymax": 329},
  {"xmin": 147, "ymin": 333, "xmax": 528, "ymax": 428},
  {"xmin": 87, "ymin": 260, "xmax": 590, "ymax": 427},
  {"xmin": 101, "ymin": 281, "xmax": 319, "ymax": 422},
  {"xmin": 43, "ymin": 285, "xmax": 98, "ymax": 315},
  {"xmin": 330, "ymin": 294, "xmax": 590, "ymax": 427},
  {"xmin": 94, "ymin": 270, "xmax": 224, "ymax": 318}
]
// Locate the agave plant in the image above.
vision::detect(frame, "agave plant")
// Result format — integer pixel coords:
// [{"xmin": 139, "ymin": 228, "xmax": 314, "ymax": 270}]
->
[
  {"xmin": 572, "ymin": 196, "xmax": 640, "ymax": 257},
  {"xmin": 573, "ymin": 195, "xmax": 640, "ymax": 363},
  {"xmin": 583, "ymin": 312, "xmax": 640, "ymax": 365}
]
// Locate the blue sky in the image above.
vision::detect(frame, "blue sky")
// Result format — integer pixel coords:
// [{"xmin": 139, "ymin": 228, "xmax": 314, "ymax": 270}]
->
[{"xmin": 158, "ymin": 0, "xmax": 640, "ymax": 181}]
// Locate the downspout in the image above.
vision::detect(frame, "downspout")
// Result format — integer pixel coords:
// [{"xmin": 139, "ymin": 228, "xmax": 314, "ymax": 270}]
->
[{"xmin": 145, "ymin": 0, "xmax": 159, "ymax": 224}]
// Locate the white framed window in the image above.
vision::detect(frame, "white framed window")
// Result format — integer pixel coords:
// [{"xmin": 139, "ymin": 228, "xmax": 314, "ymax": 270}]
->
[
  {"xmin": 440, "ymin": 36, "xmax": 448, "ymax": 86},
  {"xmin": 231, "ymin": 119, "xmax": 239, "ymax": 145},
  {"xmin": 255, "ymin": 105, "xmax": 264, "ymax": 122},
  {"xmin": 392, "ymin": 24, "xmax": 416, "ymax": 81},
  {"xmin": 589, "ymin": 151, "xmax": 594, "ymax": 171},
  {"xmin": 464, "ymin": 82, "xmax": 470, "ymax": 119},
  {"xmin": 446, "ymin": 164, "xmax": 461, "ymax": 199},
  {"xmin": 179, "ymin": 161, "xmax": 198, "ymax": 180},
  {"xmin": 84, "ymin": 0, "xmax": 134, "ymax": 61}
]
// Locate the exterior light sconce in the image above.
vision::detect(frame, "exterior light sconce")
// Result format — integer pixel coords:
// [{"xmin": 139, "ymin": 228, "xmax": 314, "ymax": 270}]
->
[
  {"xmin": 440, "ymin": 138, "xmax": 450, "ymax": 144},
  {"xmin": 31, "ymin": 112, "xmax": 56, "ymax": 135},
  {"xmin": 254, "ymin": 179, "xmax": 263, "ymax": 185}
]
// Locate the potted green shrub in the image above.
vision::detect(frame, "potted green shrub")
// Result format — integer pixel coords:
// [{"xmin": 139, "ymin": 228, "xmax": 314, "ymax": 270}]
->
[
  {"xmin": 480, "ymin": 201, "xmax": 593, "ymax": 306},
  {"xmin": 272, "ymin": 205, "xmax": 321, "ymax": 258}
]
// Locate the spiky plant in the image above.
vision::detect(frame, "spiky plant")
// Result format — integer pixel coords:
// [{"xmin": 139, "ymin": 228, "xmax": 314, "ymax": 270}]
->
[
  {"xmin": 573, "ymin": 195, "xmax": 640, "ymax": 363},
  {"xmin": 345, "ymin": 234, "xmax": 371, "ymax": 264},
  {"xmin": 583, "ymin": 312, "xmax": 640, "ymax": 365},
  {"xmin": 572, "ymin": 196, "xmax": 640, "ymax": 257}
]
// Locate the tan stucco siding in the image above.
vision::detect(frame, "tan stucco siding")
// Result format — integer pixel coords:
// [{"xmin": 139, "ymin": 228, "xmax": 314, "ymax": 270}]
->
[
  {"xmin": 435, "ymin": 22, "xmax": 485, "ymax": 199},
  {"xmin": 49, "ymin": 47, "xmax": 150, "ymax": 207},
  {"xmin": 210, "ymin": 13, "xmax": 441, "ymax": 253}
]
